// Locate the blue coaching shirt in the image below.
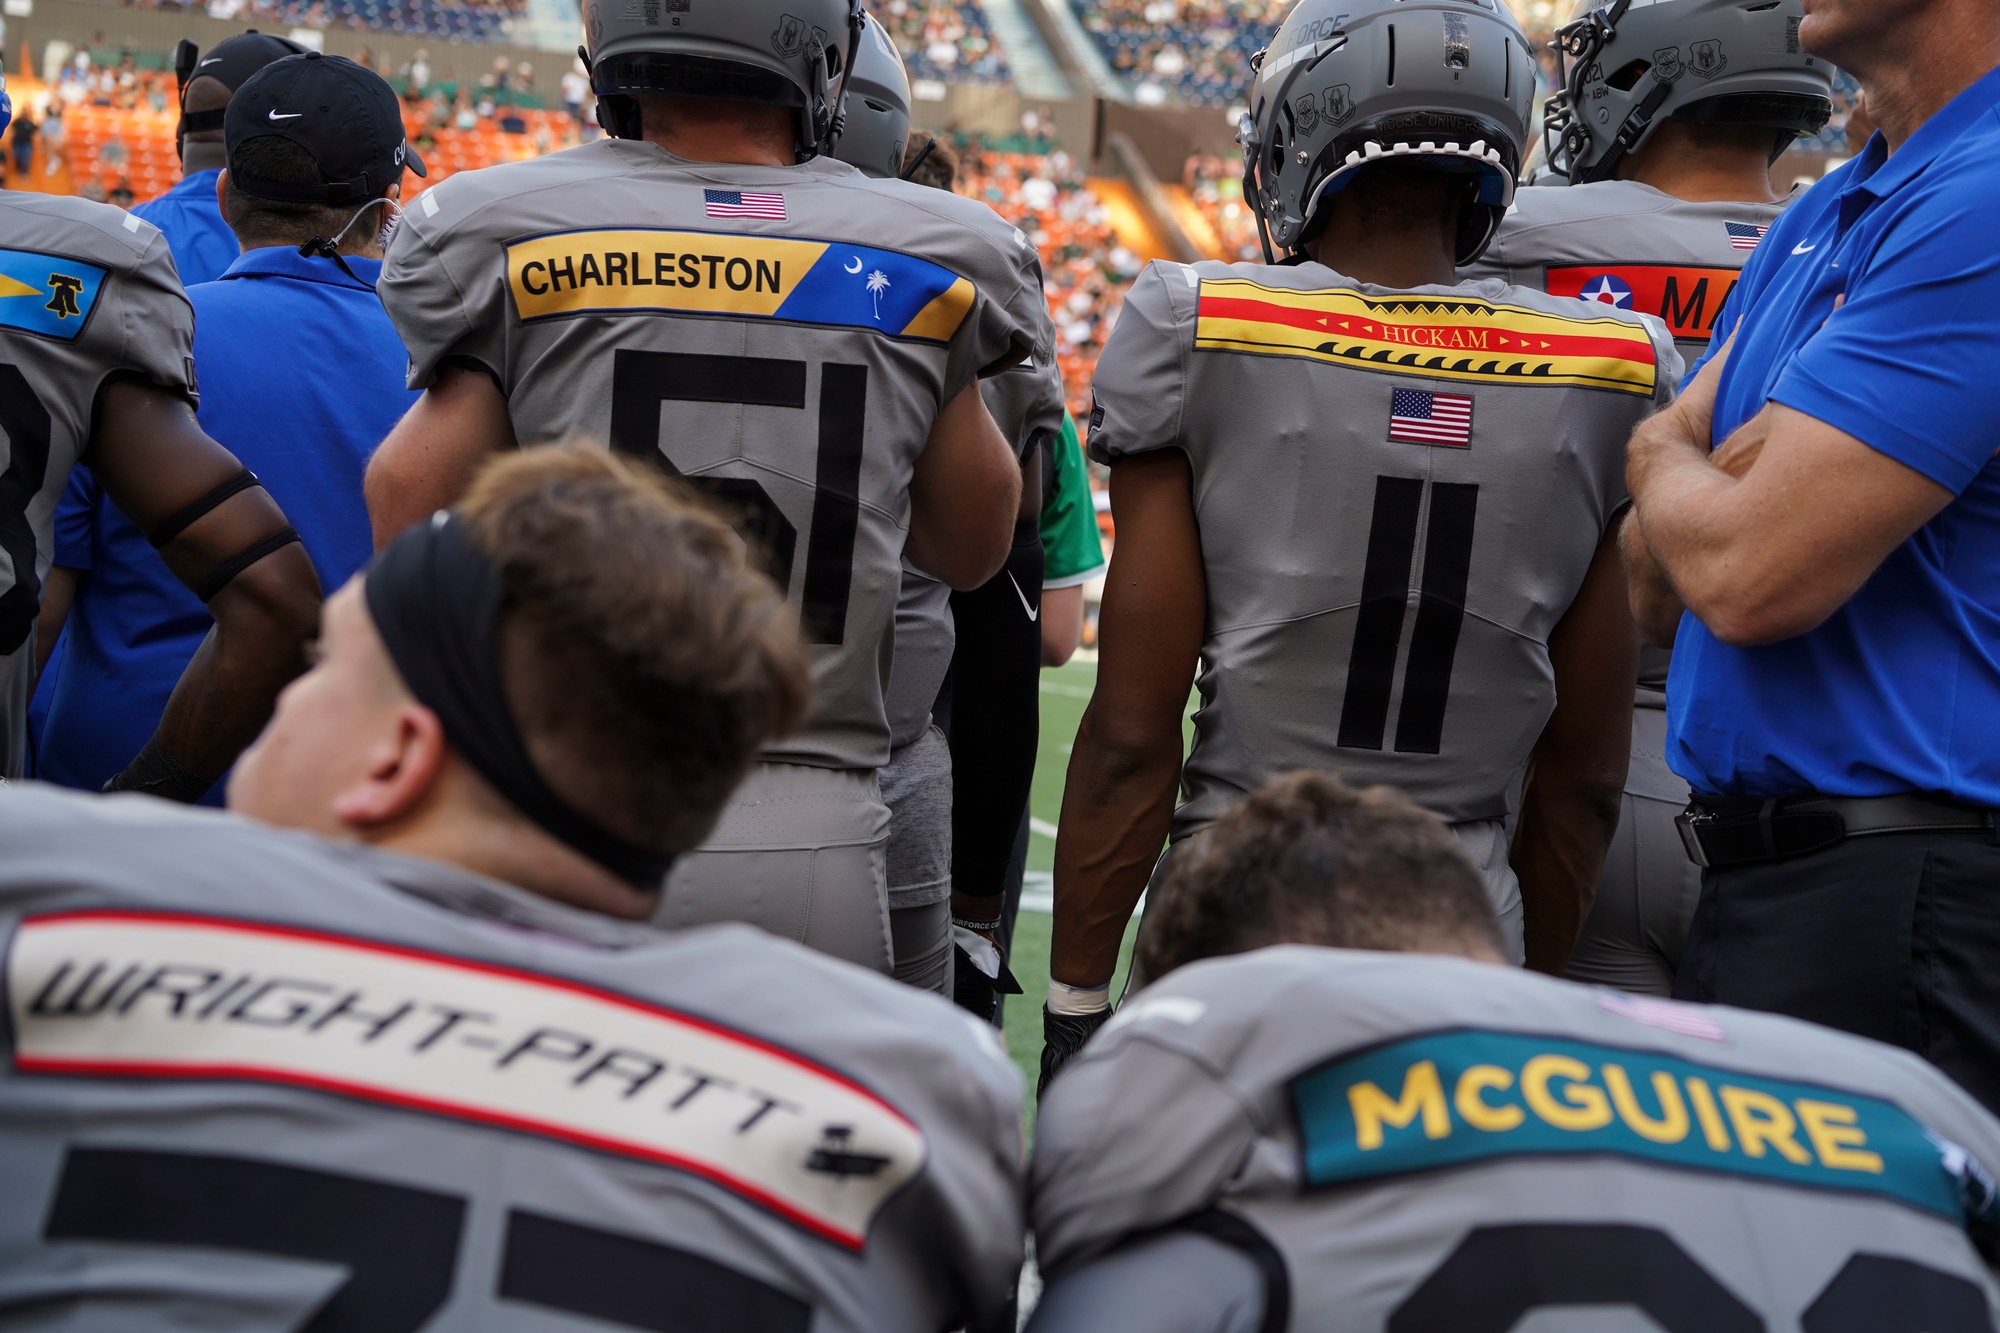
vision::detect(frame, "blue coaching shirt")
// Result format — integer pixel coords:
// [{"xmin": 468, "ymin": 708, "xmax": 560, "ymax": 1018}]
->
[
  {"xmin": 127, "ymin": 169, "xmax": 238, "ymax": 287},
  {"xmin": 32, "ymin": 247, "xmax": 417, "ymax": 797},
  {"xmin": 1667, "ymin": 66, "xmax": 2000, "ymax": 804}
]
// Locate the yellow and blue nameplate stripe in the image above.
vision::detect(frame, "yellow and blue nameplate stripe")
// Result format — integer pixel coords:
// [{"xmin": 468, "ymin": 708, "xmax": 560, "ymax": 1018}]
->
[
  {"xmin": 0, "ymin": 248, "xmax": 106, "ymax": 342},
  {"xmin": 506, "ymin": 228, "xmax": 975, "ymax": 343},
  {"xmin": 1290, "ymin": 1029, "xmax": 1988, "ymax": 1225}
]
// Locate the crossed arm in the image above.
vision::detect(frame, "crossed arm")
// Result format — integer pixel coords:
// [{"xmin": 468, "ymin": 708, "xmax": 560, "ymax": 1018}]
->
[{"xmin": 1622, "ymin": 343, "xmax": 1953, "ymax": 648}]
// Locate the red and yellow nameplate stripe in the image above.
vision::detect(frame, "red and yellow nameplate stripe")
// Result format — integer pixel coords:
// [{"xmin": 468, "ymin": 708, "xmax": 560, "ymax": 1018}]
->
[{"xmin": 1194, "ymin": 279, "xmax": 1659, "ymax": 396}]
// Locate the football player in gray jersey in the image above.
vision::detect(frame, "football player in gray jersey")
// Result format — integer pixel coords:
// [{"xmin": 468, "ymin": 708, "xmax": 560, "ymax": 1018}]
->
[
  {"xmin": 1047, "ymin": 0, "xmax": 1681, "ymax": 1088},
  {"xmin": 0, "ymin": 448, "xmax": 1029, "ymax": 1333},
  {"xmin": 1464, "ymin": 0, "xmax": 1833, "ymax": 995},
  {"xmin": 1029, "ymin": 771, "xmax": 2000, "ymax": 1332},
  {"xmin": 0, "ymin": 164, "xmax": 320, "ymax": 791},
  {"xmin": 365, "ymin": 0, "xmax": 1047, "ymax": 977},
  {"xmin": 829, "ymin": 26, "xmax": 1065, "ymax": 998}
]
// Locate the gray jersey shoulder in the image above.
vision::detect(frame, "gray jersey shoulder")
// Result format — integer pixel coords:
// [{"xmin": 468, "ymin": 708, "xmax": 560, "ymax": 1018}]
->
[
  {"xmin": 1468, "ymin": 180, "xmax": 1793, "ymax": 358},
  {"xmin": 1032, "ymin": 946, "xmax": 2000, "ymax": 1329},
  {"xmin": 1088, "ymin": 258, "xmax": 1677, "ymax": 826},
  {"xmin": 0, "ymin": 193, "xmax": 196, "ymax": 727},
  {"xmin": 0, "ymin": 785, "xmax": 1024, "ymax": 1332}
]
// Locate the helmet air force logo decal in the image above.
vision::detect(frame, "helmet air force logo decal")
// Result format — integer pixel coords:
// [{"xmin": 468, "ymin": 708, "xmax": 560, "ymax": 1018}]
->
[
  {"xmin": 506, "ymin": 227, "xmax": 976, "ymax": 343},
  {"xmin": 9, "ymin": 912, "xmax": 927, "ymax": 1249},
  {"xmin": 1574, "ymin": 273, "xmax": 1634, "ymax": 309},
  {"xmin": 772, "ymin": 14, "xmax": 827, "ymax": 58},
  {"xmin": 0, "ymin": 248, "xmax": 107, "ymax": 341},
  {"xmin": 1194, "ymin": 278, "xmax": 1658, "ymax": 394}
]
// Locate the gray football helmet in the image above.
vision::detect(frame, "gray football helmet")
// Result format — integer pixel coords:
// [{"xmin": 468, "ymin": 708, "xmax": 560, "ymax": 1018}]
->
[
  {"xmin": 1542, "ymin": 0, "xmax": 1832, "ymax": 183},
  {"xmin": 830, "ymin": 12, "xmax": 912, "ymax": 180},
  {"xmin": 579, "ymin": 0, "xmax": 863, "ymax": 159},
  {"xmin": 1239, "ymin": 0, "xmax": 1536, "ymax": 266}
]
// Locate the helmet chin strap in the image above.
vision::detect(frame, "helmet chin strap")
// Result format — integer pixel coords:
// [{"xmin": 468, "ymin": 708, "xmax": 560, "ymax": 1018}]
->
[
  {"xmin": 1543, "ymin": 0, "xmax": 1632, "ymax": 180},
  {"xmin": 812, "ymin": 1, "xmax": 867, "ymax": 160}
]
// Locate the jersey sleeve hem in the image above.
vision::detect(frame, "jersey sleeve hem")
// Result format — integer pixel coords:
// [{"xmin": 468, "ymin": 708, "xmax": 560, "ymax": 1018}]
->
[
  {"xmin": 1770, "ymin": 363, "xmax": 1985, "ymax": 493},
  {"xmin": 1043, "ymin": 561, "xmax": 1106, "ymax": 590}
]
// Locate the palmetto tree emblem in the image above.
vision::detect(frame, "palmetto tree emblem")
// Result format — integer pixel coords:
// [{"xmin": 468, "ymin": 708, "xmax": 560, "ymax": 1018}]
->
[{"xmin": 866, "ymin": 269, "xmax": 891, "ymax": 319}]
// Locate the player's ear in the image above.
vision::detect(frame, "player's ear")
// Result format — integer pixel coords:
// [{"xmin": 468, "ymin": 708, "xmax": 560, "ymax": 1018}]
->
[{"xmin": 329, "ymin": 702, "xmax": 447, "ymax": 828}]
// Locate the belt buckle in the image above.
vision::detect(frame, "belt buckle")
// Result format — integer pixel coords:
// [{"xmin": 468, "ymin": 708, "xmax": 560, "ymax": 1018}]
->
[{"xmin": 1675, "ymin": 807, "xmax": 1714, "ymax": 869}]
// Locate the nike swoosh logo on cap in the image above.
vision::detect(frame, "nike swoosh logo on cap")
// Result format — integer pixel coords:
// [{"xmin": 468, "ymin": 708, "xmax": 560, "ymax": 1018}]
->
[
  {"xmin": 268, "ymin": 109, "xmax": 303, "ymax": 120},
  {"xmin": 1007, "ymin": 572, "xmax": 1040, "ymax": 622},
  {"xmin": 1792, "ymin": 241, "xmax": 1816, "ymax": 255},
  {"xmin": 197, "ymin": 56, "xmax": 223, "ymax": 66}
]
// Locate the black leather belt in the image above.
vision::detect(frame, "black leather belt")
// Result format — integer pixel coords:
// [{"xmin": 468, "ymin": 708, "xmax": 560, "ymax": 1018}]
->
[{"xmin": 1677, "ymin": 793, "xmax": 1997, "ymax": 870}]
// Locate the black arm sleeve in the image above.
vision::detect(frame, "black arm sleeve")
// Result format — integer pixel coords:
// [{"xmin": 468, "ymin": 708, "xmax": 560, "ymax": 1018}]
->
[{"xmin": 945, "ymin": 520, "xmax": 1046, "ymax": 901}]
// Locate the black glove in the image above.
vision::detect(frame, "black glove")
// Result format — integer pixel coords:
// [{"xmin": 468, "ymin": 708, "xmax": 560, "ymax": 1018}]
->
[
  {"xmin": 102, "ymin": 737, "xmax": 215, "ymax": 804},
  {"xmin": 952, "ymin": 937, "xmax": 1022, "ymax": 1027},
  {"xmin": 1038, "ymin": 1004, "xmax": 1112, "ymax": 1100}
]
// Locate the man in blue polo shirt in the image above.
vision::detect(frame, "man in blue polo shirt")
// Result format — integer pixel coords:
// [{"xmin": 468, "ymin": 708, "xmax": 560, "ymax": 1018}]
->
[
  {"xmin": 1622, "ymin": 0, "xmax": 2000, "ymax": 1110},
  {"xmin": 139, "ymin": 31, "xmax": 307, "ymax": 287},
  {"xmin": 32, "ymin": 53, "xmax": 423, "ymax": 801}
]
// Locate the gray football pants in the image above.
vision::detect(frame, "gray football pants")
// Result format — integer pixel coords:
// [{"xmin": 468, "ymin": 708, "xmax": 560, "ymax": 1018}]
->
[
  {"xmin": 1566, "ymin": 703, "xmax": 1700, "ymax": 996},
  {"xmin": 655, "ymin": 762, "xmax": 893, "ymax": 974},
  {"xmin": 879, "ymin": 726, "xmax": 954, "ymax": 996}
]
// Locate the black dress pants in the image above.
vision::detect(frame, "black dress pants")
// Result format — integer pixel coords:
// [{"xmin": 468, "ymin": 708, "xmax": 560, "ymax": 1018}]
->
[{"xmin": 1674, "ymin": 829, "xmax": 2000, "ymax": 1112}]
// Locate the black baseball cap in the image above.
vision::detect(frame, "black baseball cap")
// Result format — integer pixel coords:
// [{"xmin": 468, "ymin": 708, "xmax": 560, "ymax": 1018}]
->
[
  {"xmin": 225, "ymin": 52, "xmax": 426, "ymax": 206},
  {"xmin": 175, "ymin": 31, "xmax": 310, "ymax": 136}
]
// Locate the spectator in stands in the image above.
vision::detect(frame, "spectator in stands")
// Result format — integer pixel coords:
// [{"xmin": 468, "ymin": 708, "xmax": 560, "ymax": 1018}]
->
[
  {"xmin": 32, "ymin": 54, "xmax": 423, "ymax": 802},
  {"xmin": 1077, "ymin": 0, "xmax": 1286, "ymax": 105},
  {"xmin": 561, "ymin": 56, "xmax": 587, "ymax": 123},
  {"xmin": 881, "ymin": 0, "xmax": 1009, "ymax": 83},
  {"xmin": 133, "ymin": 31, "xmax": 306, "ymax": 288},
  {"xmin": 953, "ymin": 139, "xmax": 1135, "ymax": 418},
  {"xmin": 38, "ymin": 102, "xmax": 61, "ymax": 176},
  {"xmin": 9, "ymin": 111, "xmax": 34, "ymax": 181}
]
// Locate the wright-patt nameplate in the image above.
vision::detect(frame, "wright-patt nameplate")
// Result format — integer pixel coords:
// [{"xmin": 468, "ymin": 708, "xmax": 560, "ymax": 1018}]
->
[{"xmin": 8, "ymin": 911, "xmax": 925, "ymax": 1248}]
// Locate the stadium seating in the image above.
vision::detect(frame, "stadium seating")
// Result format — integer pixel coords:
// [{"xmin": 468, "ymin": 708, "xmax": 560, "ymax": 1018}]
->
[
  {"xmin": 878, "ymin": 0, "xmax": 1011, "ymax": 84},
  {"xmin": 957, "ymin": 146, "xmax": 1140, "ymax": 418},
  {"xmin": 124, "ymin": 0, "xmax": 519, "ymax": 43},
  {"xmin": 1071, "ymin": 0, "xmax": 1285, "ymax": 106}
]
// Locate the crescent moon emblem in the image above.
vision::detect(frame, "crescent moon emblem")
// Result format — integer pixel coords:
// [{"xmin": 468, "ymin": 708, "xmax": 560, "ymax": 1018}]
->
[{"xmin": 845, "ymin": 256, "xmax": 864, "ymax": 274}]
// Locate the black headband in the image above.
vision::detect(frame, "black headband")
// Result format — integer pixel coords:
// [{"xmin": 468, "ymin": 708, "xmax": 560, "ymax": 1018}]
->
[{"xmin": 364, "ymin": 513, "xmax": 673, "ymax": 888}]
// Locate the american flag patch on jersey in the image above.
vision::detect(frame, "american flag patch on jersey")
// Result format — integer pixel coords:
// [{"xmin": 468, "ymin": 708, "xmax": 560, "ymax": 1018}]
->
[
  {"xmin": 1389, "ymin": 389, "xmax": 1473, "ymax": 446},
  {"xmin": 704, "ymin": 189, "xmax": 786, "ymax": 220},
  {"xmin": 1725, "ymin": 221, "xmax": 1769, "ymax": 250}
]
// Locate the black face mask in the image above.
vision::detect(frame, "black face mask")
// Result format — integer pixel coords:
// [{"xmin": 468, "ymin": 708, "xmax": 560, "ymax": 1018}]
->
[{"xmin": 364, "ymin": 512, "xmax": 673, "ymax": 888}]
